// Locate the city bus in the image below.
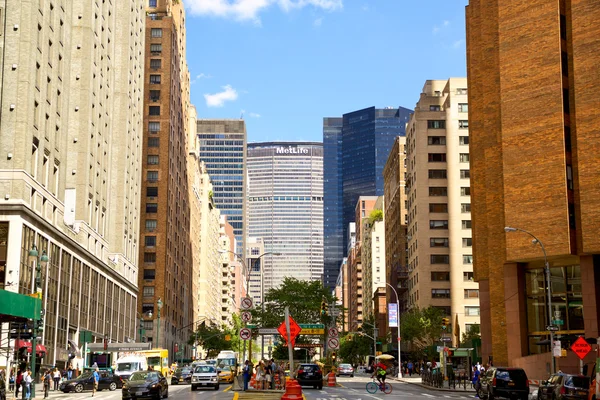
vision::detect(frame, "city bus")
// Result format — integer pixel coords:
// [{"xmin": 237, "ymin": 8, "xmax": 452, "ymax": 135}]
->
[{"xmin": 140, "ymin": 349, "xmax": 170, "ymax": 377}]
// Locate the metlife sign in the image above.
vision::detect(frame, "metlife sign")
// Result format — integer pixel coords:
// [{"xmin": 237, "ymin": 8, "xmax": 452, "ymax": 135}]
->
[
  {"xmin": 388, "ymin": 303, "xmax": 398, "ymax": 328},
  {"xmin": 276, "ymin": 146, "xmax": 309, "ymax": 155}
]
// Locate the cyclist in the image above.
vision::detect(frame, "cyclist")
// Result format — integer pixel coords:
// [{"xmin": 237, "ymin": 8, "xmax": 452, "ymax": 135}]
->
[{"xmin": 371, "ymin": 361, "xmax": 387, "ymax": 385}]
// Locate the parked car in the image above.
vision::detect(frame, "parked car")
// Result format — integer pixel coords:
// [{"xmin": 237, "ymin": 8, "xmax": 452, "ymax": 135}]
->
[
  {"xmin": 60, "ymin": 370, "xmax": 122, "ymax": 393},
  {"xmin": 191, "ymin": 365, "xmax": 219, "ymax": 391},
  {"xmin": 337, "ymin": 364, "xmax": 354, "ymax": 377},
  {"xmin": 171, "ymin": 367, "xmax": 193, "ymax": 385},
  {"xmin": 479, "ymin": 366, "xmax": 529, "ymax": 400},
  {"xmin": 122, "ymin": 371, "xmax": 168, "ymax": 400},
  {"xmin": 538, "ymin": 373, "xmax": 589, "ymax": 400},
  {"xmin": 296, "ymin": 363, "xmax": 323, "ymax": 390}
]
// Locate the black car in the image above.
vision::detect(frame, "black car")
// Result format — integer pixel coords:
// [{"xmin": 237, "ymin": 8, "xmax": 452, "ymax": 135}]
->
[
  {"xmin": 479, "ymin": 367, "xmax": 529, "ymax": 400},
  {"xmin": 538, "ymin": 373, "xmax": 590, "ymax": 400},
  {"xmin": 60, "ymin": 370, "xmax": 123, "ymax": 393},
  {"xmin": 122, "ymin": 371, "xmax": 168, "ymax": 400},
  {"xmin": 171, "ymin": 367, "xmax": 193, "ymax": 385},
  {"xmin": 296, "ymin": 363, "xmax": 323, "ymax": 390}
]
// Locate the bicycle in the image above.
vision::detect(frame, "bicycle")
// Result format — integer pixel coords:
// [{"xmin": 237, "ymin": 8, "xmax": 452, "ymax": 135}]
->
[{"xmin": 366, "ymin": 378, "xmax": 392, "ymax": 394}]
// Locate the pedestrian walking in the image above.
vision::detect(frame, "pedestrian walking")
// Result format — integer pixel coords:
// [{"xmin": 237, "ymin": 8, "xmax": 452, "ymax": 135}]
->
[
  {"xmin": 9, "ymin": 370, "xmax": 15, "ymax": 392},
  {"xmin": 242, "ymin": 360, "xmax": 251, "ymax": 391},
  {"xmin": 23, "ymin": 370, "xmax": 32, "ymax": 400},
  {"xmin": 14, "ymin": 369, "xmax": 22, "ymax": 398},
  {"xmin": 407, "ymin": 361, "xmax": 413, "ymax": 376},
  {"xmin": 264, "ymin": 360, "xmax": 272, "ymax": 390},
  {"xmin": 276, "ymin": 362, "xmax": 286, "ymax": 390},
  {"xmin": 92, "ymin": 368, "xmax": 100, "ymax": 397},
  {"xmin": 67, "ymin": 362, "xmax": 73, "ymax": 380},
  {"xmin": 255, "ymin": 360, "xmax": 265, "ymax": 390},
  {"xmin": 43, "ymin": 369, "xmax": 52, "ymax": 398},
  {"xmin": 52, "ymin": 367, "xmax": 61, "ymax": 390}
]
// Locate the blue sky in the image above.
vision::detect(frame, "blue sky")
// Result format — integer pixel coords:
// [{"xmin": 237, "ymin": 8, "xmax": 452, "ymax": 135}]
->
[{"xmin": 185, "ymin": 0, "xmax": 469, "ymax": 143}]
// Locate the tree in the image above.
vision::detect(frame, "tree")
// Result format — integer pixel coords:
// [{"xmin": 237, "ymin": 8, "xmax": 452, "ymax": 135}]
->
[
  {"xmin": 368, "ymin": 209, "xmax": 383, "ymax": 225},
  {"xmin": 338, "ymin": 333, "xmax": 370, "ymax": 366},
  {"xmin": 461, "ymin": 324, "xmax": 481, "ymax": 345},
  {"xmin": 189, "ymin": 322, "xmax": 230, "ymax": 359},
  {"xmin": 400, "ymin": 306, "xmax": 444, "ymax": 359}
]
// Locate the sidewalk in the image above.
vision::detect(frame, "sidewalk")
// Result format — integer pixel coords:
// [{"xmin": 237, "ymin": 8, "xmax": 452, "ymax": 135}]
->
[
  {"xmin": 9, "ymin": 383, "xmax": 65, "ymax": 399},
  {"xmin": 390, "ymin": 375, "xmax": 477, "ymax": 393}
]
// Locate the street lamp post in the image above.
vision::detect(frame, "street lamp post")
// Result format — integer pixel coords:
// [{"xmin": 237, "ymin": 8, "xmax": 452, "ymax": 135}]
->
[
  {"xmin": 386, "ymin": 283, "xmax": 402, "ymax": 378},
  {"xmin": 504, "ymin": 226, "xmax": 556, "ymax": 374},
  {"xmin": 27, "ymin": 244, "xmax": 48, "ymax": 399},
  {"xmin": 156, "ymin": 298, "xmax": 163, "ymax": 349}
]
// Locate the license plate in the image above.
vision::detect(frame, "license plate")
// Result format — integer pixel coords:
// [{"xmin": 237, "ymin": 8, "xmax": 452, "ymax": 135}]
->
[
  {"xmin": 306, "ymin": 373, "xmax": 313, "ymax": 377},
  {"xmin": 136, "ymin": 391, "xmax": 144, "ymax": 396},
  {"xmin": 508, "ymin": 382, "xmax": 515, "ymax": 386},
  {"xmin": 578, "ymin": 391, "xmax": 587, "ymax": 395},
  {"xmin": 179, "ymin": 378, "xmax": 183, "ymax": 381},
  {"xmin": 201, "ymin": 383, "xmax": 206, "ymax": 386}
]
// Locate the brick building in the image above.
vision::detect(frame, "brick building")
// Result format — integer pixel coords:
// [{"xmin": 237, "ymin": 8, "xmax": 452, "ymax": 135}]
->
[{"xmin": 467, "ymin": 0, "xmax": 600, "ymax": 379}]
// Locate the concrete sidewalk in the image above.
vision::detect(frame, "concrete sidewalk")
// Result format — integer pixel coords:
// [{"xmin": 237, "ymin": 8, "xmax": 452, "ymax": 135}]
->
[{"xmin": 390, "ymin": 375, "xmax": 477, "ymax": 393}]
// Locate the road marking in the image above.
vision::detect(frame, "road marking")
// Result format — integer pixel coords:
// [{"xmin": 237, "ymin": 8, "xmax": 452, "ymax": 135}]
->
[
  {"xmin": 233, "ymin": 392, "xmax": 239, "ymax": 400},
  {"xmin": 223, "ymin": 385, "xmax": 232, "ymax": 392},
  {"xmin": 422, "ymin": 394, "xmax": 436, "ymax": 397}
]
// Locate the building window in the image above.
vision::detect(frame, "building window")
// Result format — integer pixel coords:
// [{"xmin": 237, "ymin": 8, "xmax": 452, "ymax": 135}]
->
[
  {"xmin": 465, "ymin": 306, "xmax": 480, "ymax": 316},
  {"xmin": 149, "ymin": 106, "xmax": 160, "ymax": 116},
  {"xmin": 428, "ymin": 153, "xmax": 447, "ymax": 162},
  {"xmin": 462, "ymin": 238, "xmax": 472, "ymax": 247},
  {"xmin": 146, "ymin": 203, "xmax": 158, "ymax": 213},
  {"xmin": 428, "ymin": 169, "xmax": 447, "ymax": 179},
  {"xmin": 461, "ymin": 187, "xmax": 471, "ymax": 196},
  {"xmin": 464, "ymin": 272, "xmax": 474, "ymax": 282},
  {"xmin": 431, "ymin": 272, "xmax": 450, "ymax": 281},
  {"xmin": 457, "ymin": 88, "xmax": 468, "ymax": 95},
  {"xmin": 461, "ymin": 203, "xmax": 471, "ymax": 213},
  {"xmin": 430, "ymin": 220, "xmax": 448, "ymax": 229},
  {"xmin": 147, "ymin": 155, "xmax": 159, "ymax": 165},
  {"xmin": 429, "ymin": 187, "xmax": 448, "ymax": 196},
  {"xmin": 151, "ymin": 28, "xmax": 162, "ymax": 38},
  {"xmin": 147, "ymin": 171, "xmax": 158, "ymax": 182},
  {"xmin": 430, "ymin": 238, "xmax": 449, "ymax": 247},
  {"xmin": 148, "ymin": 137, "xmax": 159, "ymax": 147},
  {"xmin": 431, "ymin": 255, "xmax": 450, "ymax": 264},
  {"xmin": 150, "ymin": 75, "xmax": 161, "ymax": 84},
  {"xmin": 460, "ymin": 153, "xmax": 470, "ymax": 163},
  {"xmin": 459, "ymin": 136, "xmax": 469, "ymax": 145},
  {"xmin": 143, "ymin": 286, "xmax": 155, "ymax": 297},
  {"xmin": 150, "ymin": 59, "xmax": 161, "ymax": 70},
  {"xmin": 428, "ymin": 136, "xmax": 446, "ymax": 145},
  {"xmin": 566, "ymin": 165, "xmax": 574, "ymax": 190},
  {"xmin": 462, "ymin": 220, "xmax": 472, "ymax": 229},
  {"xmin": 150, "ymin": 44, "xmax": 162, "ymax": 54},
  {"xmin": 149, "ymin": 90, "xmax": 160, "ymax": 101},
  {"xmin": 148, "ymin": 0, "xmax": 157, "ymax": 7},
  {"xmin": 427, "ymin": 120, "xmax": 446, "ymax": 129},
  {"xmin": 429, "ymin": 203, "xmax": 448, "ymax": 213},
  {"xmin": 145, "ymin": 236, "xmax": 156, "ymax": 247},
  {"xmin": 460, "ymin": 170, "xmax": 470, "ymax": 179},
  {"xmin": 144, "ymin": 252, "xmax": 156, "ymax": 263},
  {"xmin": 147, "ymin": 187, "xmax": 158, "ymax": 197},
  {"xmin": 463, "ymin": 255, "xmax": 473, "ymax": 264},
  {"xmin": 143, "ymin": 270, "xmax": 156, "ymax": 280},
  {"xmin": 464, "ymin": 289, "xmax": 479, "ymax": 299},
  {"xmin": 458, "ymin": 103, "xmax": 468, "ymax": 113},
  {"xmin": 432, "ymin": 289, "xmax": 451, "ymax": 299},
  {"xmin": 459, "ymin": 120, "xmax": 469, "ymax": 129},
  {"xmin": 149, "ymin": 122, "xmax": 160, "ymax": 132},
  {"xmin": 145, "ymin": 220, "xmax": 157, "ymax": 231},
  {"xmin": 430, "ymin": 105, "xmax": 441, "ymax": 111}
]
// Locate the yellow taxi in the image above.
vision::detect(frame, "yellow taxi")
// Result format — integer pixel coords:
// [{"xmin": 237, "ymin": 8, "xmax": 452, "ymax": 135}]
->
[{"xmin": 218, "ymin": 367, "xmax": 235, "ymax": 383}]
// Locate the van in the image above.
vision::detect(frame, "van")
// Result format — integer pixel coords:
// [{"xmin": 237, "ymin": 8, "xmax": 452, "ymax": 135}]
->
[{"xmin": 114, "ymin": 355, "xmax": 148, "ymax": 380}]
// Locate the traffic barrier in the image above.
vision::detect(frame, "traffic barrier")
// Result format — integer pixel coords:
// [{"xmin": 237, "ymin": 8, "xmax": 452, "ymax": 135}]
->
[
  {"xmin": 250, "ymin": 373, "xmax": 256, "ymax": 389},
  {"xmin": 328, "ymin": 372, "xmax": 336, "ymax": 387},
  {"xmin": 280, "ymin": 379, "xmax": 303, "ymax": 400},
  {"xmin": 529, "ymin": 380, "xmax": 540, "ymax": 386}
]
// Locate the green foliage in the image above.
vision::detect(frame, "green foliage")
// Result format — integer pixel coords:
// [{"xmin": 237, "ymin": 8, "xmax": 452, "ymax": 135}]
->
[
  {"xmin": 338, "ymin": 333, "xmax": 370, "ymax": 365},
  {"xmin": 400, "ymin": 306, "xmax": 444, "ymax": 359},
  {"xmin": 189, "ymin": 319, "xmax": 240, "ymax": 359},
  {"xmin": 368, "ymin": 209, "xmax": 383, "ymax": 225},
  {"xmin": 461, "ymin": 324, "xmax": 481, "ymax": 345}
]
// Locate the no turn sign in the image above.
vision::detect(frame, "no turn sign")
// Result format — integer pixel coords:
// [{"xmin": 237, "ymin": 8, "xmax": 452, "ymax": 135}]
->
[
  {"xmin": 328, "ymin": 327, "xmax": 339, "ymax": 338},
  {"xmin": 240, "ymin": 328, "xmax": 252, "ymax": 341},
  {"xmin": 241, "ymin": 311, "xmax": 252, "ymax": 323},
  {"xmin": 241, "ymin": 297, "xmax": 253, "ymax": 310},
  {"xmin": 327, "ymin": 337, "xmax": 340, "ymax": 350}
]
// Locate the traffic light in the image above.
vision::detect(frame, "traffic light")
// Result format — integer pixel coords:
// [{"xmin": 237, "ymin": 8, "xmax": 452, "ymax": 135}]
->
[
  {"xmin": 347, "ymin": 334, "xmax": 353, "ymax": 341},
  {"xmin": 442, "ymin": 318, "xmax": 450, "ymax": 329},
  {"xmin": 331, "ymin": 352, "xmax": 337, "ymax": 362},
  {"xmin": 320, "ymin": 299, "xmax": 328, "ymax": 316}
]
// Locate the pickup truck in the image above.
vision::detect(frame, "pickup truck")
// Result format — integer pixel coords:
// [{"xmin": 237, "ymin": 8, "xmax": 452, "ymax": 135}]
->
[{"xmin": 191, "ymin": 365, "xmax": 220, "ymax": 391}]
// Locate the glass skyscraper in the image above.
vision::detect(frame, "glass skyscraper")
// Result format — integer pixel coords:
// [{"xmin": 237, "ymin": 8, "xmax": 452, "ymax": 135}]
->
[
  {"xmin": 246, "ymin": 142, "xmax": 323, "ymax": 301},
  {"xmin": 323, "ymin": 107, "xmax": 412, "ymax": 290},
  {"xmin": 197, "ymin": 120, "xmax": 247, "ymax": 254}
]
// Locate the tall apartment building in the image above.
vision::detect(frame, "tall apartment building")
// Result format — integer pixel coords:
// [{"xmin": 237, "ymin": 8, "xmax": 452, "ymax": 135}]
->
[
  {"xmin": 323, "ymin": 107, "xmax": 411, "ymax": 291},
  {"xmin": 467, "ymin": 0, "xmax": 600, "ymax": 378},
  {"xmin": 0, "ymin": 0, "xmax": 145, "ymax": 368},
  {"xmin": 405, "ymin": 79, "xmax": 479, "ymax": 340},
  {"xmin": 218, "ymin": 216, "xmax": 236, "ymax": 327},
  {"xmin": 245, "ymin": 237, "xmax": 265, "ymax": 307},
  {"xmin": 138, "ymin": 0, "xmax": 193, "ymax": 355},
  {"xmin": 197, "ymin": 120, "xmax": 247, "ymax": 255},
  {"xmin": 383, "ymin": 136, "xmax": 409, "ymax": 340},
  {"xmin": 361, "ymin": 196, "xmax": 386, "ymax": 319},
  {"xmin": 246, "ymin": 142, "xmax": 324, "ymax": 302}
]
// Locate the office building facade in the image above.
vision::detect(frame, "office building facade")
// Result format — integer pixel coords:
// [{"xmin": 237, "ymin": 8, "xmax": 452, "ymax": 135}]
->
[
  {"xmin": 197, "ymin": 120, "xmax": 247, "ymax": 256},
  {"xmin": 405, "ymin": 79, "xmax": 479, "ymax": 342},
  {"xmin": 467, "ymin": 0, "xmax": 600, "ymax": 378},
  {"xmin": 0, "ymin": 0, "xmax": 145, "ymax": 368},
  {"xmin": 246, "ymin": 142, "xmax": 323, "ymax": 302}
]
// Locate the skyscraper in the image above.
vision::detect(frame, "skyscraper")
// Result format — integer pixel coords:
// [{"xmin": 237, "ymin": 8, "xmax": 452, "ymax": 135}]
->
[
  {"xmin": 323, "ymin": 107, "xmax": 412, "ymax": 290},
  {"xmin": 197, "ymin": 120, "xmax": 247, "ymax": 255},
  {"xmin": 246, "ymin": 142, "xmax": 323, "ymax": 303}
]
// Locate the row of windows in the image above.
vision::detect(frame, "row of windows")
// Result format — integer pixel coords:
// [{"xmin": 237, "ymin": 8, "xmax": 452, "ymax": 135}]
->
[
  {"xmin": 428, "ymin": 187, "xmax": 471, "ymax": 196},
  {"xmin": 248, "ymin": 196, "xmax": 323, "ymax": 202},
  {"xmin": 428, "ymin": 136, "xmax": 469, "ymax": 145},
  {"xmin": 430, "ymin": 237, "xmax": 472, "ymax": 247},
  {"xmin": 428, "ymin": 153, "xmax": 470, "ymax": 162},
  {"xmin": 429, "ymin": 103, "xmax": 468, "ymax": 113},
  {"xmin": 430, "ymin": 254, "xmax": 473, "ymax": 264},
  {"xmin": 430, "ymin": 220, "xmax": 472, "ymax": 229}
]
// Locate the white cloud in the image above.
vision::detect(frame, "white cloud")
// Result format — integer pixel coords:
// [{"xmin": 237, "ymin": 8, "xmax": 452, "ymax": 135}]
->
[
  {"xmin": 452, "ymin": 39, "xmax": 464, "ymax": 49},
  {"xmin": 204, "ymin": 85, "xmax": 239, "ymax": 107},
  {"xmin": 313, "ymin": 17, "xmax": 323, "ymax": 26},
  {"xmin": 186, "ymin": 0, "xmax": 342, "ymax": 23},
  {"xmin": 248, "ymin": 112, "xmax": 261, "ymax": 118},
  {"xmin": 191, "ymin": 73, "xmax": 213, "ymax": 85},
  {"xmin": 432, "ymin": 20, "xmax": 450, "ymax": 34}
]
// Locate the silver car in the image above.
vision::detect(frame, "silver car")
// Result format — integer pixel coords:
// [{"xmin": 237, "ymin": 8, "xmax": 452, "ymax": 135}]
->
[{"xmin": 337, "ymin": 363, "xmax": 354, "ymax": 377}]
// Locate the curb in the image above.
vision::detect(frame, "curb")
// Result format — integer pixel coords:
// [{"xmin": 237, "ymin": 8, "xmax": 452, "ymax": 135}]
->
[{"xmin": 390, "ymin": 377, "xmax": 477, "ymax": 393}]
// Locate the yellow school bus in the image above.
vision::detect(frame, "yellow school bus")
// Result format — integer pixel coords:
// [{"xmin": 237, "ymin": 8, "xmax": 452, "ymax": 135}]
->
[{"xmin": 140, "ymin": 349, "xmax": 170, "ymax": 377}]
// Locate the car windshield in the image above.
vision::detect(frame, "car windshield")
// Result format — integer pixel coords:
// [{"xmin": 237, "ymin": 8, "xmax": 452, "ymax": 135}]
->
[
  {"xmin": 496, "ymin": 369, "xmax": 527, "ymax": 383},
  {"xmin": 340, "ymin": 364, "xmax": 351, "ymax": 368},
  {"xmin": 565, "ymin": 376, "xmax": 589, "ymax": 388},
  {"xmin": 117, "ymin": 362, "xmax": 138, "ymax": 371},
  {"xmin": 194, "ymin": 366, "xmax": 215, "ymax": 373},
  {"xmin": 300, "ymin": 365, "xmax": 317, "ymax": 372},
  {"xmin": 182, "ymin": 368, "xmax": 192, "ymax": 374},
  {"xmin": 130, "ymin": 372, "xmax": 159, "ymax": 381},
  {"xmin": 78, "ymin": 372, "xmax": 93, "ymax": 379},
  {"xmin": 147, "ymin": 357, "xmax": 160, "ymax": 367}
]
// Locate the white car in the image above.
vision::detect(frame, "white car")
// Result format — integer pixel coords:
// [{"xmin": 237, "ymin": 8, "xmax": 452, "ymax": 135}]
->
[{"xmin": 191, "ymin": 365, "xmax": 219, "ymax": 391}]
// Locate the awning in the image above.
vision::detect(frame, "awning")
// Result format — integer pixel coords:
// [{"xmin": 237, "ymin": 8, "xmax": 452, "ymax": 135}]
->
[
  {"xmin": 14, "ymin": 340, "xmax": 47, "ymax": 355},
  {"xmin": 68, "ymin": 339, "xmax": 82, "ymax": 357},
  {"xmin": 0, "ymin": 289, "xmax": 42, "ymax": 322}
]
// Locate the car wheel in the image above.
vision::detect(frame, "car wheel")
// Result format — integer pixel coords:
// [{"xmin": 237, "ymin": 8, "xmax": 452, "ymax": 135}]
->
[
  {"xmin": 351, "ymin": 375, "xmax": 354, "ymax": 378},
  {"xmin": 318, "ymin": 385, "xmax": 323, "ymax": 390},
  {"xmin": 163, "ymin": 387, "xmax": 168, "ymax": 398},
  {"xmin": 74, "ymin": 384, "xmax": 84, "ymax": 393},
  {"xmin": 214, "ymin": 384, "xmax": 220, "ymax": 391},
  {"xmin": 191, "ymin": 385, "xmax": 196, "ymax": 391},
  {"xmin": 109, "ymin": 382, "xmax": 117, "ymax": 391}
]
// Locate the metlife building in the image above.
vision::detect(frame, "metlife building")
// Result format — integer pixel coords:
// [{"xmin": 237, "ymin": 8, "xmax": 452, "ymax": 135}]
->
[{"xmin": 246, "ymin": 142, "xmax": 323, "ymax": 301}]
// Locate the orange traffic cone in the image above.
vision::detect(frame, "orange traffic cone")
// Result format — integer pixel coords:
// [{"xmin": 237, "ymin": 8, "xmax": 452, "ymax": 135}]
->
[
  {"xmin": 281, "ymin": 379, "xmax": 303, "ymax": 400},
  {"xmin": 328, "ymin": 372, "xmax": 336, "ymax": 387},
  {"xmin": 250, "ymin": 373, "xmax": 256, "ymax": 389}
]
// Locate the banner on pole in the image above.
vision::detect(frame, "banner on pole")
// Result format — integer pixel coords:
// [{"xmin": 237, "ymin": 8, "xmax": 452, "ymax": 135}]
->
[{"xmin": 388, "ymin": 303, "xmax": 398, "ymax": 327}]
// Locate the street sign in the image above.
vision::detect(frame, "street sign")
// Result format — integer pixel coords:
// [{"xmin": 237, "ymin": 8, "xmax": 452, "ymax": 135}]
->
[
  {"xmin": 278, "ymin": 316, "xmax": 302, "ymax": 347},
  {"xmin": 328, "ymin": 327, "xmax": 339, "ymax": 338},
  {"xmin": 437, "ymin": 346, "xmax": 444, "ymax": 352},
  {"xmin": 239, "ymin": 328, "xmax": 252, "ymax": 341},
  {"xmin": 546, "ymin": 325, "xmax": 559, "ymax": 332},
  {"xmin": 554, "ymin": 310, "xmax": 561, "ymax": 319},
  {"xmin": 441, "ymin": 337, "xmax": 452, "ymax": 342},
  {"xmin": 241, "ymin": 297, "xmax": 253, "ymax": 310},
  {"xmin": 571, "ymin": 336, "xmax": 592, "ymax": 360},
  {"xmin": 300, "ymin": 328, "xmax": 324, "ymax": 335},
  {"xmin": 553, "ymin": 319, "xmax": 564, "ymax": 325},
  {"xmin": 299, "ymin": 323, "xmax": 324, "ymax": 329},
  {"xmin": 258, "ymin": 328, "xmax": 279, "ymax": 335},
  {"xmin": 241, "ymin": 311, "xmax": 252, "ymax": 323},
  {"xmin": 327, "ymin": 337, "xmax": 340, "ymax": 350}
]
